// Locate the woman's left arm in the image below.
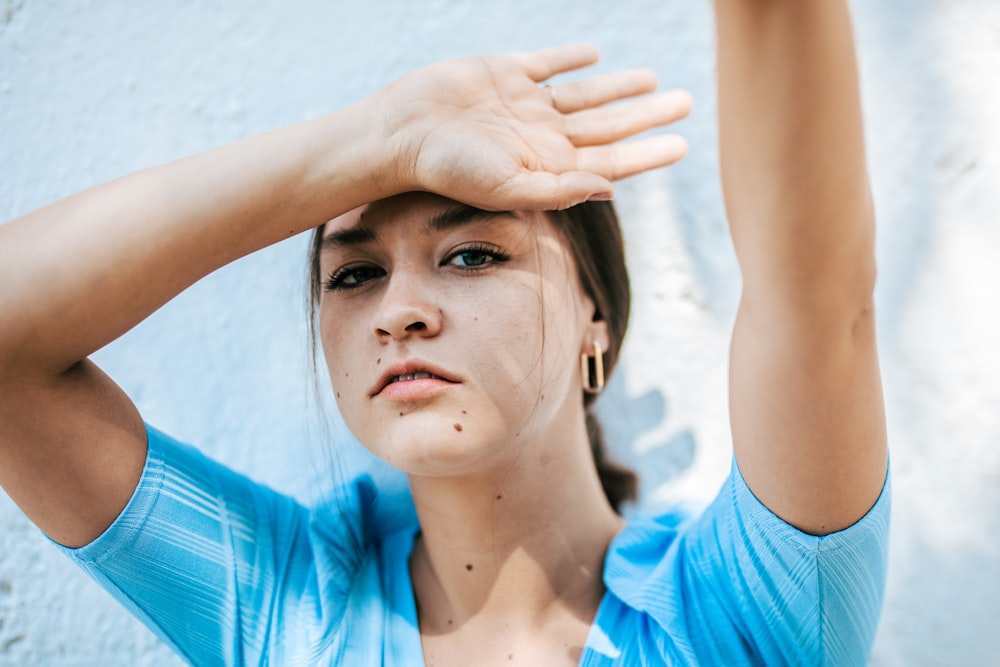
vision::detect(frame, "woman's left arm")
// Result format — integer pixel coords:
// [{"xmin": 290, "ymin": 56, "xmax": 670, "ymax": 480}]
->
[{"xmin": 715, "ymin": 0, "xmax": 887, "ymax": 535}]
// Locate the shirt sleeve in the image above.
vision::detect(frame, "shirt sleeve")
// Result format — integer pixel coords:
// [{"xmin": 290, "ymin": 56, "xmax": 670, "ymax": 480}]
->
[
  {"xmin": 51, "ymin": 424, "xmax": 353, "ymax": 667},
  {"xmin": 604, "ymin": 458, "xmax": 890, "ymax": 667},
  {"xmin": 686, "ymin": 460, "xmax": 890, "ymax": 665}
]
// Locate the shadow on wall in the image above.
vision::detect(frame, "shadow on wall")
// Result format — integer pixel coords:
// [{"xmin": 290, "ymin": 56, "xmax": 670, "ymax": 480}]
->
[
  {"xmin": 0, "ymin": 576, "xmax": 27, "ymax": 655},
  {"xmin": 595, "ymin": 367, "xmax": 696, "ymax": 511}
]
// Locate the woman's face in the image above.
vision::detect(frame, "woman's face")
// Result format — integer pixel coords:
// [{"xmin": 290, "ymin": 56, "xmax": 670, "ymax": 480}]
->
[{"xmin": 318, "ymin": 192, "xmax": 605, "ymax": 476}]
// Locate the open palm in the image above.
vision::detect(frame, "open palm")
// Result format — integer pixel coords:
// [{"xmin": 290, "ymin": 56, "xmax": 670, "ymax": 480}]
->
[{"xmin": 379, "ymin": 45, "xmax": 692, "ymax": 210}]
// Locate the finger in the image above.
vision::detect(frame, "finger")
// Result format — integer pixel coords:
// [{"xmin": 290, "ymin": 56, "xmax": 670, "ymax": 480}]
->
[
  {"xmin": 494, "ymin": 170, "xmax": 614, "ymax": 211},
  {"xmin": 576, "ymin": 134, "xmax": 690, "ymax": 181},
  {"xmin": 513, "ymin": 44, "xmax": 600, "ymax": 82},
  {"xmin": 566, "ymin": 89, "xmax": 694, "ymax": 146},
  {"xmin": 547, "ymin": 68, "xmax": 659, "ymax": 114}
]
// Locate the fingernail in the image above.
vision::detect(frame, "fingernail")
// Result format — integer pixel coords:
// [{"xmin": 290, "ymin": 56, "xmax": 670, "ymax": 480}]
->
[{"xmin": 587, "ymin": 192, "xmax": 614, "ymax": 202}]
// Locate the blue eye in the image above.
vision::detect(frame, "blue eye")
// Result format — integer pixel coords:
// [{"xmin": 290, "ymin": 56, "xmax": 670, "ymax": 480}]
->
[
  {"xmin": 445, "ymin": 243, "xmax": 509, "ymax": 269},
  {"xmin": 324, "ymin": 264, "xmax": 384, "ymax": 291}
]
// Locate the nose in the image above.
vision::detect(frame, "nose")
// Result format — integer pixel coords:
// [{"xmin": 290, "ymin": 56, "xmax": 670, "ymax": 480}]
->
[{"xmin": 372, "ymin": 273, "xmax": 443, "ymax": 341}]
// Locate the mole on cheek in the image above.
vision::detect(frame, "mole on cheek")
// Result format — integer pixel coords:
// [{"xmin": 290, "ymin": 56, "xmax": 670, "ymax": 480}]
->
[
  {"xmin": 336, "ymin": 392, "xmax": 341, "ymax": 398},
  {"xmin": 377, "ymin": 358, "xmax": 381, "ymax": 365},
  {"xmin": 453, "ymin": 423, "xmax": 463, "ymax": 432},
  {"xmin": 465, "ymin": 563, "xmax": 474, "ymax": 571}
]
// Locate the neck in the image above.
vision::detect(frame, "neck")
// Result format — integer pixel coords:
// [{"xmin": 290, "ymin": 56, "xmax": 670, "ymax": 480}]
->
[{"xmin": 407, "ymin": 421, "xmax": 624, "ymax": 636}]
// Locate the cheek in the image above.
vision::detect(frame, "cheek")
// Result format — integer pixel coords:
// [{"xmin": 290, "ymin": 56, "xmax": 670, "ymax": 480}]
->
[
  {"xmin": 475, "ymin": 279, "xmax": 579, "ymax": 404},
  {"xmin": 319, "ymin": 305, "xmax": 368, "ymax": 402}
]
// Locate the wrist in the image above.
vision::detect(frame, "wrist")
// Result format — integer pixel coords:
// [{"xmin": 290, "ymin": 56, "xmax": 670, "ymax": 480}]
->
[
  {"xmin": 363, "ymin": 80, "xmax": 430, "ymax": 196},
  {"xmin": 300, "ymin": 93, "xmax": 411, "ymax": 215}
]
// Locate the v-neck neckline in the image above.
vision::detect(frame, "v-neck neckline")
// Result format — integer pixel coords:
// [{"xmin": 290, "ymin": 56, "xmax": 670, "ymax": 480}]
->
[{"xmin": 385, "ymin": 525, "xmax": 617, "ymax": 666}]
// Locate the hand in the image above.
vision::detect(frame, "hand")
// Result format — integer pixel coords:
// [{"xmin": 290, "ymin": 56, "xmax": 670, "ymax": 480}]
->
[{"xmin": 375, "ymin": 45, "xmax": 692, "ymax": 211}]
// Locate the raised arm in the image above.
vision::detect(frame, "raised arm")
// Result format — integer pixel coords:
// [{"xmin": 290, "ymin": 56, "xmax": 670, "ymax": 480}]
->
[
  {"xmin": 0, "ymin": 45, "xmax": 692, "ymax": 547},
  {"xmin": 715, "ymin": 2, "xmax": 887, "ymax": 534}
]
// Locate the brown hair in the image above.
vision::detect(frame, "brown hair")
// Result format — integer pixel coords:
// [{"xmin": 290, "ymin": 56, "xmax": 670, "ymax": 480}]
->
[
  {"xmin": 306, "ymin": 200, "xmax": 638, "ymax": 511},
  {"xmin": 546, "ymin": 201, "xmax": 638, "ymax": 511}
]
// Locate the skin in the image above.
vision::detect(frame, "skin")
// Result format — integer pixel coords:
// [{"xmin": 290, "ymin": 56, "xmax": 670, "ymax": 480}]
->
[
  {"xmin": 320, "ymin": 195, "xmax": 607, "ymax": 476},
  {"xmin": 0, "ymin": 0, "xmax": 889, "ymax": 661},
  {"xmin": 716, "ymin": 0, "xmax": 887, "ymax": 535}
]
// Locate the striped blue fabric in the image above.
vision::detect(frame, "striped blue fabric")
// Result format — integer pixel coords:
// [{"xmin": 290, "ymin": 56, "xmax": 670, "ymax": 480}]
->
[{"xmin": 56, "ymin": 424, "xmax": 889, "ymax": 666}]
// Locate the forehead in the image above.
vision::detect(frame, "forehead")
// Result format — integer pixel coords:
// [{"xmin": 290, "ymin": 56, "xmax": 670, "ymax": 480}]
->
[
  {"xmin": 321, "ymin": 192, "xmax": 562, "ymax": 251},
  {"xmin": 325, "ymin": 192, "xmax": 449, "ymax": 232},
  {"xmin": 324, "ymin": 192, "xmax": 502, "ymax": 236}
]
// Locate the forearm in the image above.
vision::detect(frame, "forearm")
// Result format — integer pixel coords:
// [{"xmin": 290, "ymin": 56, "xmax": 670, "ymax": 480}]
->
[
  {"xmin": 715, "ymin": 0, "xmax": 874, "ymax": 305},
  {"xmin": 0, "ymin": 45, "xmax": 688, "ymax": 546},
  {"xmin": 0, "ymin": 97, "xmax": 393, "ymax": 378},
  {"xmin": 0, "ymin": 46, "xmax": 689, "ymax": 381}
]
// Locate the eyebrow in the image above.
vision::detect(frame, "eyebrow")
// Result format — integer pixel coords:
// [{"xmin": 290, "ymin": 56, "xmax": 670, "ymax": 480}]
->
[
  {"xmin": 427, "ymin": 204, "xmax": 514, "ymax": 233},
  {"xmin": 320, "ymin": 225, "xmax": 378, "ymax": 249},
  {"xmin": 321, "ymin": 204, "xmax": 515, "ymax": 250}
]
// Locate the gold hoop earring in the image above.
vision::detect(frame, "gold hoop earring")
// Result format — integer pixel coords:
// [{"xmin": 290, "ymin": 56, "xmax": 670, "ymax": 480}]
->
[{"xmin": 581, "ymin": 340, "xmax": 605, "ymax": 394}]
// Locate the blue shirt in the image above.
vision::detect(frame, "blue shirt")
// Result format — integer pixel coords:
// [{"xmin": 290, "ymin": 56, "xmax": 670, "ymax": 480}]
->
[{"xmin": 57, "ymin": 425, "xmax": 889, "ymax": 666}]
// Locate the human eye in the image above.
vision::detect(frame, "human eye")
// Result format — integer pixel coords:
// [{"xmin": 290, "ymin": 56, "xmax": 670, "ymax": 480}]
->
[
  {"xmin": 323, "ymin": 263, "xmax": 385, "ymax": 291},
  {"xmin": 443, "ymin": 242, "xmax": 510, "ymax": 270}
]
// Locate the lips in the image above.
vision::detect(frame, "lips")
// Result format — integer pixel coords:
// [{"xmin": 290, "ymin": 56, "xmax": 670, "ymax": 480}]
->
[{"xmin": 370, "ymin": 361, "xmax": 459, "ymax": 397}]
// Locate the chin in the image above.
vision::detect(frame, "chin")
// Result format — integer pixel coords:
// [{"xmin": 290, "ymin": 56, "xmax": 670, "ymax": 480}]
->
[{"xmin": 362, "ymin": 414, "xmax": 510, "ymax": 477}]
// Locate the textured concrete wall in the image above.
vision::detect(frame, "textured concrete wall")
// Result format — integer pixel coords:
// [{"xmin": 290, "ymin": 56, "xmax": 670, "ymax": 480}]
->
[{"xmin": 1, "ymin": 1, "xmax": 998, "ymax": 665}]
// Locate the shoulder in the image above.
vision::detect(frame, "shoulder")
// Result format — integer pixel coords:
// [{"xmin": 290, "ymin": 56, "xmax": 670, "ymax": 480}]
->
[
  {"xmin": 57, "ymin": 423, "xmax": 420, "ymax": 663},
  {"xmin": 592, "ymin": 460, "xmax": 890, "ymax": 665}
]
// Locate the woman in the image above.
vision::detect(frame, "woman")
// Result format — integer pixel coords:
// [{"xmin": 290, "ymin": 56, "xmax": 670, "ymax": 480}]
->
[{"xmin": 0, "ymin": 2, "xmax": 888, "ymax": 666}]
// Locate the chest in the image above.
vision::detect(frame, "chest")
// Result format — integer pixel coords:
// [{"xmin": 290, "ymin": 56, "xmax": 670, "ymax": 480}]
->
[{"xmin": 417, "ymin": 618, "xmax": 591, "ymax": 667}]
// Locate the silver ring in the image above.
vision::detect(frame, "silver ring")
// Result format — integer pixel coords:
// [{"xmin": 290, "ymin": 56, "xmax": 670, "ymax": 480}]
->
[{"xmin": 543, "ymin": 84, "xmax": 558, "ymax": 109}]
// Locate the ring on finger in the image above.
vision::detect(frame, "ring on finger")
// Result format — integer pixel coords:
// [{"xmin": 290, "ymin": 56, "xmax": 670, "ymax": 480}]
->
[{"xmin": 543, "ymin": 84, "xmax": 559, "ymax": 110}]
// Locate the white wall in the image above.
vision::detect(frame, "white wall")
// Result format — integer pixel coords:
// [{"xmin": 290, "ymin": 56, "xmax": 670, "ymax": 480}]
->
[{"xmin": 1, "ymin": 1, "xmax": 998, "ymax": 664}]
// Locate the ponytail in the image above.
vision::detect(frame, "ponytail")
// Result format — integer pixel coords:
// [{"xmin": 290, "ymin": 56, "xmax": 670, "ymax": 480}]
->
[{"xmin": 585, "ymin": 408, "xmax": 638, "ymax": 513}]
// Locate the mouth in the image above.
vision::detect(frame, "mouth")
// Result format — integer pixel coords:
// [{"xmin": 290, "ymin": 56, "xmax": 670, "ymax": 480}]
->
[
  {"xmin": 389, "ymin": 371, "xmax": 447, "ymax": 383},
  {"xmin": 370, "ymin": 362, "xmax": 460, "ymax": 397}
]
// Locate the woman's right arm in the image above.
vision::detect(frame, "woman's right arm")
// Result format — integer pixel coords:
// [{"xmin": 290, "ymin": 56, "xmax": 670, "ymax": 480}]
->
[{"xmin": 0, "ymin": 45, "xmax": 691, "ymax": 547}]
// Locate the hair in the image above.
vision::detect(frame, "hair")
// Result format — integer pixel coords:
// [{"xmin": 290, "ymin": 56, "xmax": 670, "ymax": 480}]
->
[
  {"xmin": 306, "ymin": 200, "xmax": 638, "ymax": 511},
  {"xmin": 546, "ymin": 201, "xmax": 638, "ymax": 511}
]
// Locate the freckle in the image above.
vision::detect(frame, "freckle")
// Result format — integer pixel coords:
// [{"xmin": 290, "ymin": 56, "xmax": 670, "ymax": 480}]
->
[
  {"xmin": 508, "ymin": 655, "xmax": 513, "ymax": 661},
  {"xmin": 399, "ymin": 412, "xmax": 404, "ymax": 417},
  {"xmin": 336, "ymin": 392, "xmax": 340, "ymax": 398},
  {"xmin": 448, "ymin": 619, "xmax": 453, "ymax": 625},
  {"xmin": 377, "ymin": 358, "xmax": 381, "ymax": 365},
  {"xmin": 465, "ymin": 563, "xmax": 473, "ymax": 571},
  {"xmin": 462, "ymin": 410, "xmax": 467, "ymax": 415},
  {"xmin": 496, "ymin": 494, "xmax": 502, "ymax": 500},
  {"xmin": 474, "ymin": 316, "xmax": 478, "ymax": 321},
  {"xmin": 453, "ymin": 423, "xmax": 463, "ymax": 432},
  {"xmin": 540, "ymin": 393, "xmax": 545, "ymax": 401}
]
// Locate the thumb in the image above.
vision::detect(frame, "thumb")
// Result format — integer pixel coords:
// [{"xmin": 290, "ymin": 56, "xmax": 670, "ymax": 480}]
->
[{"xmin": 497, "ymin": 171, "xmax": 615, "ymax": 211}]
